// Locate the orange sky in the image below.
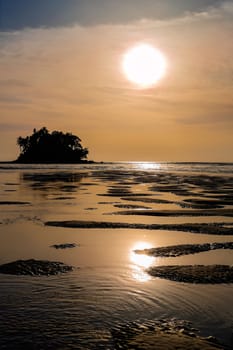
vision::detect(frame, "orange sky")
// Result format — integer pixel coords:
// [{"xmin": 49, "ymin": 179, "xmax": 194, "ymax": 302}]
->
[{"xmin": 0, "ymin": 2, "xmax": 233, "ymax": 162}]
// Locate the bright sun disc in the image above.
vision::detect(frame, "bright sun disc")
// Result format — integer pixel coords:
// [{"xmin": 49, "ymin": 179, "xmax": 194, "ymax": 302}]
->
[{"xmin": 122, "ymin": 44, "xmax": 167, "ymax": 88}]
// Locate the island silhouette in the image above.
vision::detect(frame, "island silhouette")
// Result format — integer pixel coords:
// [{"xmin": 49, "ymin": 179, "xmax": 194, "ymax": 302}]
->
[{"xmin": 15, "ymin": 127, "xmax": 89, "ymax": 163}]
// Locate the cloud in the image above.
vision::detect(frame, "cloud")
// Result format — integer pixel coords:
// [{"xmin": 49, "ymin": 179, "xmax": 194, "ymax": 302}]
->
[
  {"xmin": 177, "ymin": 113, "xmax": 233, "ymax": 126},
  {"xmin": 221, "ymin": 1, "xmax": 233, "ymax": 13},
  {"xmin": 0, "ymin": 0, "xmax": 223, "ymax": 30},
  {"xmin": 0, "ymin": 95, "xmax": 31, "ymax": 105},
  {"xmin": 0, "ymin": 122, "xmax": 34, "ymax": 131},
  {"xmin": 0, "ymin": 79, "xmax": 31, "ymax": 87}
]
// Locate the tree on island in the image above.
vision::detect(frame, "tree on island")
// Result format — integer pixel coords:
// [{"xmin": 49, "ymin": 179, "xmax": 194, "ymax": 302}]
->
[{"xmin": 16, "ymin": 127, "xmax": 89, "ymax": 163}]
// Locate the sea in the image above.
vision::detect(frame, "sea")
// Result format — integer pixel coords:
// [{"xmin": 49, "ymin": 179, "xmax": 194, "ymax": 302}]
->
[{"xmin": 0, "ymin": 162, "xmax": 232, "ymax": 349}]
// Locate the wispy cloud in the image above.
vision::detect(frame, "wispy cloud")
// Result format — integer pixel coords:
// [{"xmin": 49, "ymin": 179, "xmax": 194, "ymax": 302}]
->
[
  {"xmin": 0, "ymin": 95, "xmax": 31, "ymax": 105},
  {"xmin": 0, "ymin": 0, "xmax": 223, "ymax": 30},
  {"xmin": 134, "ymin": 0, "xmax": 233, "ymax": 29},
  {"xmin": 0, "ymin": 79, "xmax": 31, "ymax": 87},
  {"xmin": 0, "ymin": 122, "xmax": 35, "ymax": 132}
]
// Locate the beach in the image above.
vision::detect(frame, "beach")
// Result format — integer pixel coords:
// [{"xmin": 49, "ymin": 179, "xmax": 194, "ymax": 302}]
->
[{"xmin": 0, "ymin": 162, "xmax": 232, "ymax": 349}]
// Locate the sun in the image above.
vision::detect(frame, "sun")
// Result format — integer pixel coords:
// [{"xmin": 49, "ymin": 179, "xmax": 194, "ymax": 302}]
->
[{"xmin": 122, "ymin": 43, "xmax": 167, "ymax": 88}]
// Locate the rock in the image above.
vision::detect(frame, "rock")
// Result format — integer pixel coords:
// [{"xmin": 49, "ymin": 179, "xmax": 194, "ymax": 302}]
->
[
  {"xmin": 50, "ymin": 243, "xmax": 78, "ymax": 249},
  {"xmin": 0, "ymin": 259, "xmax": 73, "ymax": 276},
  {"xmin": 113, "ymin": 208, "xmax": 233, "ymax": 217},
  {"xmin": 148, "ymin": 265, "xmax": 233, "ymax": 284},
  {"xmin": 0, "ymin": 201, "xmax": 31, "ymax": 205},
  {"xmin": 44, "ymin": 220, "xmax": 233, "ymax": 235},
  {"xmin": 135, "ymin": 242, "xmax": 233, "ymax": 257}
]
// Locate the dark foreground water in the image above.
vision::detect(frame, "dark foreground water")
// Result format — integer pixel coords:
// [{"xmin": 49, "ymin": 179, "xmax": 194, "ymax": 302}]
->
[{"xmin": 0, "ymin": 162, "xmax": 232, "ymax": 349}]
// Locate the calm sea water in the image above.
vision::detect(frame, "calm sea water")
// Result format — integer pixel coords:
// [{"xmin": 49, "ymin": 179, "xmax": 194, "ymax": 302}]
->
[{"xmin": 0, "ymin": 162, "xmax": 232, "ymax": 349}]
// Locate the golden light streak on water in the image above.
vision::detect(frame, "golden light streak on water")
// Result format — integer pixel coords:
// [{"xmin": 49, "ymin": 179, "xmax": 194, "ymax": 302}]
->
[
  {"xmin": 136, "ymin": 162, "xmax": 161, "ymax": 170},
  {"xmin": 130, "ymin": 242, "xmax": 156, "ymax": 282}
]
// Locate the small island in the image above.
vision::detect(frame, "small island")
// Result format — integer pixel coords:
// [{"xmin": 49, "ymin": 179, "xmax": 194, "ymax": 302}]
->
[{"xmin": 15, "ymin": 127, "xmax": 89, "ymax": 163}]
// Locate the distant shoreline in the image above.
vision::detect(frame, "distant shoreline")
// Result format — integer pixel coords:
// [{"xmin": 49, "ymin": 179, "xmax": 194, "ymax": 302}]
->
[
  {"xmin": 0, "ymin": 161, "xmax": 232, "ymax": 165},
  {"xmin": 0, "ymin": 160, "xmax": 98, "ymax": 164}
]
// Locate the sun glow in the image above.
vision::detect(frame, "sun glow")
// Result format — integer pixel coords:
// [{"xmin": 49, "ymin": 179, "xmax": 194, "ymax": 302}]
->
[{"xmin": 122, "ymin": 43, "xmax": 167, "ymax": 88}]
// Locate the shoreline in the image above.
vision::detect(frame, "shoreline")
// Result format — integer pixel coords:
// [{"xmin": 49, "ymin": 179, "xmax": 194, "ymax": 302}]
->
[{"xmin": 0, "ymin": 160, "xmax": 233, "ymax": 165}]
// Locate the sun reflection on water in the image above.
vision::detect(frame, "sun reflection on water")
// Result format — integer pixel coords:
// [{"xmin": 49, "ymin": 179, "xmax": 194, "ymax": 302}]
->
[
  {"xmin": 130, "ymin": 242, "xmax": 155, "ymax": 282},
  {"xmin": 134, "ymin": 162, "xmax": 161, "ymax": 171}
]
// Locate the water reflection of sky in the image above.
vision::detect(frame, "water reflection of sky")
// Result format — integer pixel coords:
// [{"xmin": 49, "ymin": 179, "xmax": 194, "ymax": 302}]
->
[{"xmin": 130, "ymin": 242, "xmax": 155, "ymax": 282}]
